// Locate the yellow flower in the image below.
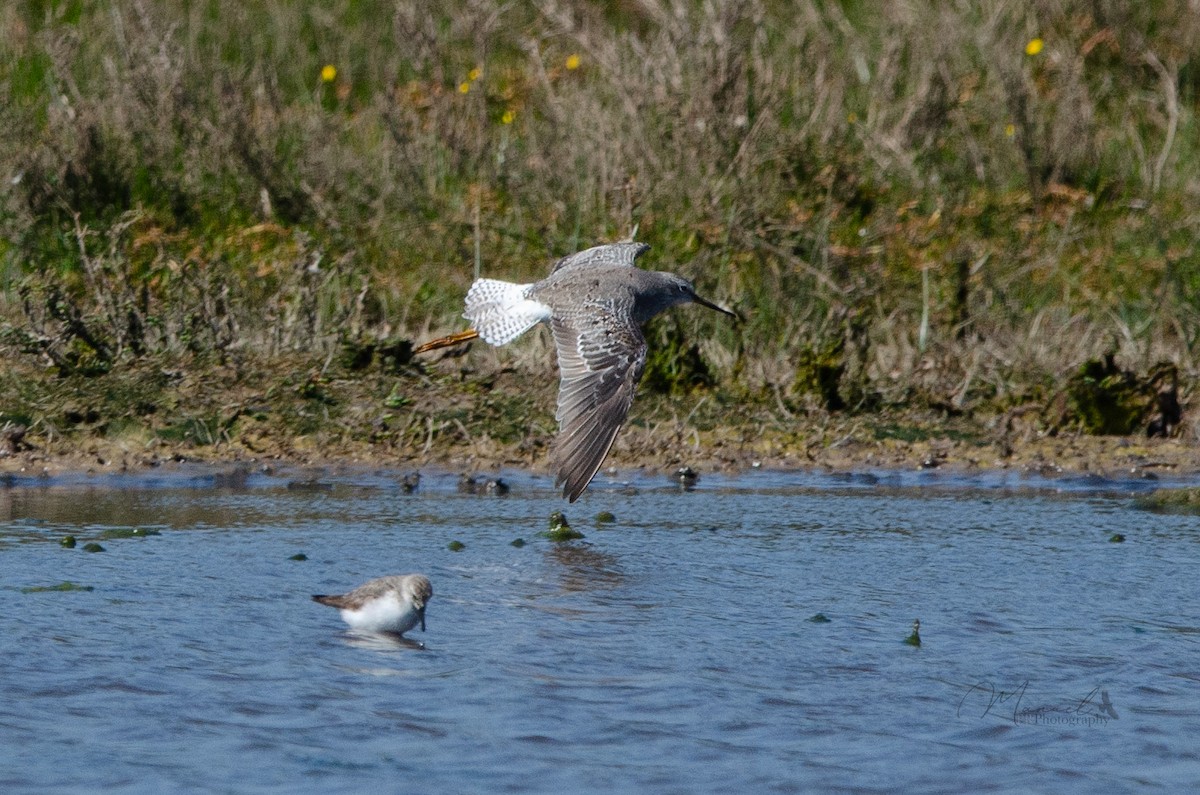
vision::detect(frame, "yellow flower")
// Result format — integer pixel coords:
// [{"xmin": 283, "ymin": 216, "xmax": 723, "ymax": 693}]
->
[
  {"xmin": 501, "ymin": 109, "xmax": 515, "ymax": 125},
  {"xmin": 458, "ymin": 81, "xmax": 470, "ymax": 94},
  {"xmin": 468, "ymin": 67, "xmax": 482, "ymax": 82},
  {"xmin": 1004, "ymin": 123, "xmax": 1016, "ymax": 137},
  {"xmin": 1025, "ymin": 38, "xmax": 1044, "ymax": 56},
  {"xmin": 565, "ymin": 53, "xmax": 581, "ymax": 70},
  {"xmin": 320, "ymin": 64, "xmax": 337, "ymax": 83}
]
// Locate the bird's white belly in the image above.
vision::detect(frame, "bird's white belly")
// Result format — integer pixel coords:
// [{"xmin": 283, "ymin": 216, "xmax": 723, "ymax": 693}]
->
[{"xmin": 341, "ymin": 597, "xmax": 417, "ymax": 634}]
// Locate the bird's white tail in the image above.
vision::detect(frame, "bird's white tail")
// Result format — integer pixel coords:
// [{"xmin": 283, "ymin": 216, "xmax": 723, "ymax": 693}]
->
[{"xmin": 464, "ymin": 279, "xmax": 550, "ymax": 346}]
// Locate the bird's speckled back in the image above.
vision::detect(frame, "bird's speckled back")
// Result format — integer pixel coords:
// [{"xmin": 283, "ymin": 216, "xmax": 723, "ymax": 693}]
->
[{"xmin": 532, "ymin": 267, "xmax": 695, "ymax": 326}]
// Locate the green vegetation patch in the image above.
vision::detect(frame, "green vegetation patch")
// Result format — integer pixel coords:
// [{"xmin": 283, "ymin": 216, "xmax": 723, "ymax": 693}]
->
[
  {"xmin": 97, "ymin": 527, "xmax": 161, "ymax": 539},
  {"xmin": 22, "ymin": 581, "xmax": 94, "ymax": 593},
  {"xmin": 1134, "ymin": 488, "xmax": 1200, "ymax": 515}
]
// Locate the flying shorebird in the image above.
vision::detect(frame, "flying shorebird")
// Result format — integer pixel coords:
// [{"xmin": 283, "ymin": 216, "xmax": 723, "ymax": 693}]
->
[
  {"xmin": 414, "ymin": 242, "xmax": 736, "ymax": 501},
  {"xmin": 312, "ymin": 574, "xmax": 433, "ymax": 636}
]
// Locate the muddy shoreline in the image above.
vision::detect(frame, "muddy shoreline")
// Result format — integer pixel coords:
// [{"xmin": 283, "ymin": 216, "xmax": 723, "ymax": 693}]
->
[{"xmin": 2, "ymin": 417, "xmax": 1196, "ymax": 487}]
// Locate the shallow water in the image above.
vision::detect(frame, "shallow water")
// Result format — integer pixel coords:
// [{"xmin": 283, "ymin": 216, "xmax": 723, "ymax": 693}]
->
[{"xmin": 2, "ymin": 466, "xmax": 1199, "ymax": 793}]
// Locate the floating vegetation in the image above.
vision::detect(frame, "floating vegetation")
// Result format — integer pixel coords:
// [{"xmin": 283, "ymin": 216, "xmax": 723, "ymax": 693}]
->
[
  {"xmin": 447, "ymin": 540, "xmax": 465, "ymax": 551},
  {"xmin": 60, "ymin": 535, "xmax": 77, "ymax": 548},
  {"xmin": 1109, "ymin": 534, "xmax": 1126, "ymax": 543},
  {"xmin": 594, "ymin": 511, "xmax": 616, "ymax": 524},
  {"xmin": 808, "ymin": 613, "xmax": 832, "ymax": 623},
  {"xmin": 544, "ymin": 526, "xmax": 585, "ymax": 542},
  {"xmin": 98, "ymin": 527, "xmax": 161, "ymax": 539},
  {"xmin": 82, "ymin": 543, "xmax": 106, "ymax": 553},
  {"xmin": 1134, "ymin": 488, "xmax": 1200, "ymax": 515},
  {"xmin": 289, "ymin": 553, "xmax": 308, "ymax": 561},
  {"xmin": 21, "ymin": 581, "xmax": 94, "ymax": 593},
  {"xmin": 541, "ymin": 510, "xmax": 584, "ymax": 542},
  {"xmin": 904, "ymin": 619, "xmax": 922, "ymax": 646}
]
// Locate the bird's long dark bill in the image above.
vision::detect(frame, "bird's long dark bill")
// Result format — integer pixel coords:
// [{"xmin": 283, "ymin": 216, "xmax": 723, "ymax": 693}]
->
[
  {"xmin": 692, "ymin": 293, "xmax": 737, "ymax": 318},
  {"xmin": 419, "ymin": 607, "xmax": 427, "ymax": 632}
]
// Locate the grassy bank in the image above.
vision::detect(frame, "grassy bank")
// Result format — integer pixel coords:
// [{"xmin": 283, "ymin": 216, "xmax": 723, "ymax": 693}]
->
[{"xmin": 1, "ymin": 1, "xmax": 1198, "ymax": 463}]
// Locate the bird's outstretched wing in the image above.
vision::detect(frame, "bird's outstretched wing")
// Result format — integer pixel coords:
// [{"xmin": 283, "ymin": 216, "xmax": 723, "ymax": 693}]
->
[
  {"xmin": 549, "ymin": 305, "xmax": 647, "ymax": 501},
  {"xmin": 550, "ymin": 242, "xmax": 650, "ymax": 274}
]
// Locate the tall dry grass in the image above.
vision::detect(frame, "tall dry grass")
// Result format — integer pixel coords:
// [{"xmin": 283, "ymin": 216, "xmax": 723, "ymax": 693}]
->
[{"xmin": 1, "ymin": 0, "xmax": 1198, "ymax": 415}]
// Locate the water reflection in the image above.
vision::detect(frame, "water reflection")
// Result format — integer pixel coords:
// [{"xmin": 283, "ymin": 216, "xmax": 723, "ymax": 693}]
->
[
  {"xmin": 546, "ymin": 543, "xmax": 624, "ymax": 593},
  {"xmin": 340, "ymin": 631, "xmax": 427, "ymax": 653}
]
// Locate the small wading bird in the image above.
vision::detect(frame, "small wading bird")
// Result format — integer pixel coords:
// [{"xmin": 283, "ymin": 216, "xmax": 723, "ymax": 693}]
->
[
  {"xmin": 312, "ymin": 574, "xmax": 433, "ymax": 637},
  {"xmin": 415, "ymin": 243, "xmax": 736, "ymax": 501}
]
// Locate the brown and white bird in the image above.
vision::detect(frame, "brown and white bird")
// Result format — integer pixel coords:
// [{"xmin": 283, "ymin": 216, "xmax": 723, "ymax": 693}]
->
[
  {"xmin": 312, "ymin": 574, "xmax": 433, "ymax": 636},
  {"xmin": 416, "ymin": 243, "xmax": 735, "ymax": 502}
]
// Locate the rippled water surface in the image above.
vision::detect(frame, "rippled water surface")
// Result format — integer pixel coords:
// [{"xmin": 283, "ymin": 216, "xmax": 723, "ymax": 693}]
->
[{"xmin": 2, "ymin": 466, "xmax": 1199, "ymax": 793}]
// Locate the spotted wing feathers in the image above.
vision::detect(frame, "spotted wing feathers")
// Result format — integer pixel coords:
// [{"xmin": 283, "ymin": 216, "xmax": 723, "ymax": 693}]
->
[
  {"xmin": 550, "ymin": 307, "xmax": 647, "ymax": 501},
  {"xmin": 550, "ymin": 242, "xmax": 650, "ymax": 275}
]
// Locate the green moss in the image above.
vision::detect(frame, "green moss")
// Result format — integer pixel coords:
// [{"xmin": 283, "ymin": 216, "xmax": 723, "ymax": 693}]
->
[
  {"xmin": 448, "ymin": 540, "xmax": 465, "ymax": 551},
  {"xmin": 21, "ymin": 581, "xmax": 94, "ymax": 593},
  {"xmin": 540, "ymin": 509, "xmax": 583, "ymax": 540},
  {"xmin": 98, "ymin": 527, "xmax": 161, "ymax": 539},
  {"xmin": 1109, "ymin": 534, "xmax": 1126, "ymax": 543},
  {"xmin": 594, "ymin": 511, "xmax": 616, "ymax": 524},
  {"xmin": 543, "ymin": 526, "xmax": 585, "ymax": 542},
  {"xmin": 1134, "ymin": 488, "xmax": 1200, "ymax": 515},
  {"xmin": 82, "ymin": 543, "xmax": 105, "ymax": 553},
  {"xmin": 791, "ymin": 339, "xmax": 846, "ymax": 411},
  {"xmin": 60, "ymin": 535, "xmax": 77, "ymax": 548}
]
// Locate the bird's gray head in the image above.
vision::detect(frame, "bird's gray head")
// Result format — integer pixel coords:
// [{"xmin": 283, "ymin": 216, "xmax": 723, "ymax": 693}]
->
[
  {"xmin": 408, "ymin": 576, "xmax": 433, "ymax": 631},
  {"xmin": 641, "ymin": 272, "xmax": 736, "ymax": 321}
]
